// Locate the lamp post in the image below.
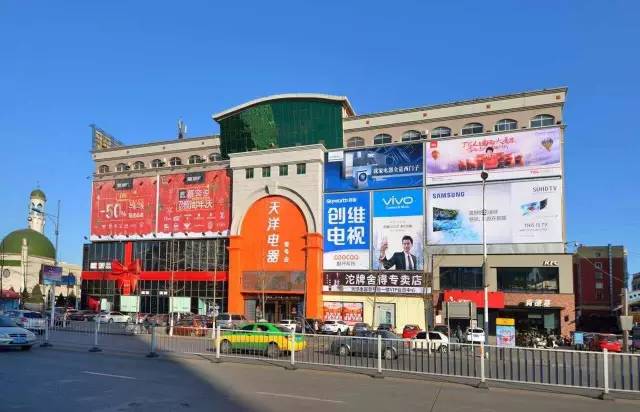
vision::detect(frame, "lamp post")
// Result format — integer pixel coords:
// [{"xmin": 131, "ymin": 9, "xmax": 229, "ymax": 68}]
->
[
  {"xmin": 480, "ymin": 170, "xmax": 489, "ymax": 344},
  {"xmin": 32, "ymin": 200, "xmax": 60, "ymax": 328}
]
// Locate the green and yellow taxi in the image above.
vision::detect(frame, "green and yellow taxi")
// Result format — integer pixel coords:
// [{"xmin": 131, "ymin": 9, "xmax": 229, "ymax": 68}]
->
[{"xmin": 217, "ymin": 322, "xmax": 306, "ymax": 357}]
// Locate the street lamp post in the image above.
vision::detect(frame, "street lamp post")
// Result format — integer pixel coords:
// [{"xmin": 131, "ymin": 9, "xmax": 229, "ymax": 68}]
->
[
  {"xmin": 32, "ymin": 200, "xmax": 60, "ymax": 328},
  {"xmin": 480, "ymin": 170, "xmax": 489, "ymax": 344}
]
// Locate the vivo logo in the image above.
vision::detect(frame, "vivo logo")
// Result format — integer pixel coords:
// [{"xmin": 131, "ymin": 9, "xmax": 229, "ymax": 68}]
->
[{"xmin": 383, "ymin": 196, "xmax": 414, "ymax": 206}]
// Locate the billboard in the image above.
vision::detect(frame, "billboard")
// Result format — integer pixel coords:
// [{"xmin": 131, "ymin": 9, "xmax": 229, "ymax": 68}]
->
[
  {"xmin": 427, "ymin": 178, "xmax": 563, "ymax": 245},
  {"xmin": 322, "ymin": 301, "xmax": 364, "ymax": 325},
  {"xmin": 90, "ymin": 177, "xmax": 157, "ymax": 239},
  {"xmin": 325, "ymin": 143, "xmax": 423, "ymax": 192},
  {"xmin": 323, "ymin": 192, "xmax": 370, "ymax": 270},
  {"xmin": 324, "ymin": 271, "xmax": 425, "ymax": 294},
  {"xmin": 158, "ymin": 170, "xmax": 230, "ymax": 237},
  {"xmin": 371, "ymin": 188, "xmax": 424, "ymax": 271},
  {"xmin": 425, "ymin": 127, "xmax": 562, "ymax": 185},
  {"xmin": 42, "ymin": 265, "xmax": 62, "ymax": 285}
]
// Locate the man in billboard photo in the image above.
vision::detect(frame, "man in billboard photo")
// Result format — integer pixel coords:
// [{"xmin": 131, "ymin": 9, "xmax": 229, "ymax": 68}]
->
[{"xmin": 378, "ymin": 235, "xmax": 418, "ymax": 270}]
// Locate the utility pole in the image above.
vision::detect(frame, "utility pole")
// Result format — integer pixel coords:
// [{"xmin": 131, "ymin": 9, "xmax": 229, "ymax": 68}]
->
[
  {"xmin": 622, "ymin": 288, "xmax": 630, "ymax": 352},
  {"xmin": 481, "ymin": 169, "xmax": 489, "ymax": 343}
]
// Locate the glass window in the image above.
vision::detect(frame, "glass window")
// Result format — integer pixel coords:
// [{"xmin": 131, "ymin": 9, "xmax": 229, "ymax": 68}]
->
[
  {"xmin": 401, "ymin": 130, "xmax": 422, "ymax": 142},
  {"xmin": 461, "ymin": 123, "xmax": 484, "ymax": 135},
  {"xmin": 279, "ymin": 164, "xmax": 288, "ymax": 176},
  {"xmin": 208, "ymin": 153, "xmax": 222, "ymax": 162},
  {"xmin": 116, "ymin": 163, "xmax": 128, "ymax": 172},
  {"xmin": 494, "ymin": 119, "xmax": 517, "ymax": 132},
  {"xmin": 430, "ymin": 127, "xmax": 451, "ymax": 139},
  {"xmin": 262, "ymin": 166, "xmax": 271, "ymax": 177},
  {"xmin": 373, "ymin": 134, "xmax": 392, "ymax": 145},
  {"xmin": 98, "ymin": 165, "xmax": 109, "ymax": 173},
  {"xmin": 132, "ymin": 161, "xmax": 145, "ymax": 170},
  {"xmin": 245, "ymin": 168, "xmax": 254, "ymax": 179},
  {"xmin": 151, "ymin": 159, "xmax": 164, "ymax": 168},
  {"xmin": 530, "ymin": 114, "xmax": 555, "ymax": 128},
  {"xmin": 497, "ymin": 267, "xmax": 559, "ymax": 293},
  {"xmin": 439, "ymin": 267, "xmax": 483, "ymax": 290},
  {"xmin": 188, "ymin": 155, "xmax": 204, "ymax": 164},
  {"xmin": 169, "ymin": 157, "xmax": 182, "ymax": 166},
  {"xmin": 296, "ymin": 163, "xmax": 306, "ymax": 175},
  {"xmin": 346, "ymin": 136, "xmax": 365, "ymax": 147}
]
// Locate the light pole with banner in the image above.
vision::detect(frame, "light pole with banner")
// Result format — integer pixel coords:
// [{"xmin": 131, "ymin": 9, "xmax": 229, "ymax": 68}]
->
[
  {"xmin": 480, "ymin": 169, "xmax": 489, "ymax": 343},
  {"xmin": 32, "ymin": 200, "xmax": 60, "ymax": 328}
]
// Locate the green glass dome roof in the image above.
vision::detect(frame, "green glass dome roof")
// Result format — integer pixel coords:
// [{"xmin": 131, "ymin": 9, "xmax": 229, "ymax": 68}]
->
[
  {"xmin": 30, "ymin": 189, "xmax": 46, "ymax": 201},
  {"xmin": 1, "ymin": 229, "xmax": 55, "ymax": 260}
]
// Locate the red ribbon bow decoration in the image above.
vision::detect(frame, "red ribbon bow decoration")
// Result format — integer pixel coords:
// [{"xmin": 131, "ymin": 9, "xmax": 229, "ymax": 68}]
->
[{"xmin": 111, "ymin": 259, "xmax": 141, "ymax": 296}]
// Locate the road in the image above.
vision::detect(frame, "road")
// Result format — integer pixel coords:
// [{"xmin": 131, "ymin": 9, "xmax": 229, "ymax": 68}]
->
[{"xmin": 1, "ymin": 346, "xmax": 639, "ymax": 412}]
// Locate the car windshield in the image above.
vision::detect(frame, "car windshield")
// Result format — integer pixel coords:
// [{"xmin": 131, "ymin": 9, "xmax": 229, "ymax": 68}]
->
[
  {"xmin": 24, "ymin": 312, "xmax": 42, "ymax": 318},
  {"xmin": 0, "ymin": 317, "xmax": 17, "ymax": 327},
  {"xmin": 470, "ymin": 329, "xmax": 483, "ymax": 334},
  {"xmin": 324, "ymin": 321, "xmax": 335, "ymax": 325},
  {"xmin": 604, "ymin": 335, "xmax": 618, "ymax": 342}
]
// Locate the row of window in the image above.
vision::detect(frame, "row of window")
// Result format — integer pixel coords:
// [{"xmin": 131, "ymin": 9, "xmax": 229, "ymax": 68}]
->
[
  {"xmin": 439, "ymin": 266, "xmax": 559, "ymax": 293},
  {"xmin": 246, "ymin": 163, "xmax": 306, "ymax": 179},
  {"xmin": 347, "ymin": 114, "xmax": 557, "ymax": 147},
  {"xmin": 98, "ymin": 153, "xmax": 223, "ymax": 174}
]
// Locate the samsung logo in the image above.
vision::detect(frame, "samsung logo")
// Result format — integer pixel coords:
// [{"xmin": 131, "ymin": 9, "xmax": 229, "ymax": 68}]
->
[
  {"xmin": 433, "ymin": 192, "xmax": 465, "ymax": 199},
  {"xmin": 533, "ymin": 185, "xmax": 558, "ymax": 193}
]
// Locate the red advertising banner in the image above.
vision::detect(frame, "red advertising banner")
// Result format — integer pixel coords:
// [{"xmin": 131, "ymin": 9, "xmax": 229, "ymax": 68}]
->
[
  {"xmin": 323, "ymin": 301, "xmax": 343, "ymax": 322},
  {"xmin": 323, "ymin": 301, "xmax": 364, "ymax": 325},
  {"xmin": 90, "ymin": 177, "xmax": 157, "ymax": 239},
  {"xmin": 443, "ymin": 290, "xmax": 505, "ymax": 309},
  {"xmin": 158, "ymin": 170, "xmax": 230, "ymax": 237}
]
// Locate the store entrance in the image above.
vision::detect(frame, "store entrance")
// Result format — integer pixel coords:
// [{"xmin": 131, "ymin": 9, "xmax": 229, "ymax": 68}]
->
[{"xmin": 255, "ymin": 295, "xmax": 303, "ymax": 323}]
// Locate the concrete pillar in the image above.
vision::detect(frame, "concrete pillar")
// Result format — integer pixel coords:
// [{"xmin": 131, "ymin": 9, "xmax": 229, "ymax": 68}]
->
[
  {"xmin": 305, "ymin": 233, "xmax": 323, "ymax": 319},
  {"xmin": 228, "ymin": 236, "xmax": 244, "ymax": 314}
]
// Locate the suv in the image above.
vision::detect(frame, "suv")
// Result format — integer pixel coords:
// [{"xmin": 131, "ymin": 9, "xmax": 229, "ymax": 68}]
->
[
  {"xmin": 278, "ymin": 319, "xmax": 297, "ymax": 332},
  {"xmin": 95, "ymin": 311, "xmax": 131, "ymax": 324},
  {"xmin": 402, "ymin": 324, "xmax": 421, "ymax": 339},
  {"xmin": 321, "ymin": 320, "xmax": 350, "ymax": 335},
  {"xmin": 465, "ymin": 327, "xmax": 485, "ymax": 344},
  {"xmin": 216, "ymin": 313, "xmax": 247, "ymax": 329},
  {"xmin": 4, "ymin": 310, "xmax": 46, "ymax": 332}
]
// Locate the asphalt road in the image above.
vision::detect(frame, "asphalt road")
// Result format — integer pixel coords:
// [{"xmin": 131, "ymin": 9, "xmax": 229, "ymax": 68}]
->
[{"xmin": 2, "ymin": 346, "xmax": 640, "ymax": 412}]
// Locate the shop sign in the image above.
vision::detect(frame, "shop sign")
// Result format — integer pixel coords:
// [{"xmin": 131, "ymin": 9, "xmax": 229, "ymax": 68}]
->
[
  {"xmin": 542, "ymin": 260, "xmax": 559, "ymax": 266},
  {"xmin": 496, "ymin": 317, "xmax": 515, "ymax": 326},
  {"xmin": 323, "ymin": 271, "xmax": 425, "ymax": 295},
  {"xmin": 524, "ymin": 299, "xmax": 551, "ymax": 308},
  {"xmin": 443, "ymin": 290, "xmax": 505, "ymax": 309}
]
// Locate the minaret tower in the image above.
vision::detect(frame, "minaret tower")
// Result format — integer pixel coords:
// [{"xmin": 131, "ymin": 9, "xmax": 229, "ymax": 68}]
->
[{"xmin": 28, "ymin": 188, "xmax": 47, "ymax": 234}]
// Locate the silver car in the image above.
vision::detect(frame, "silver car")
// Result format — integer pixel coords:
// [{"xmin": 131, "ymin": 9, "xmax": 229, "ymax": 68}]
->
[
  {"xmin": 0, "ymin": 316, "xmax": 37, "ymax": 350},
  {"xmin": 216, "ymin": 313, "xmax": 247, "ymax": 329},
  {"xmin": 4, "ymin": 310, "xmax": 46, "ymax": 332}
]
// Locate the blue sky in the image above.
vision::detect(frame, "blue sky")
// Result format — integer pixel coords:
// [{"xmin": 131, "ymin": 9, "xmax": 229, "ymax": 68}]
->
[{"xmin": 0, "ymin": 1, "xmax": 638, "ymax": 274}]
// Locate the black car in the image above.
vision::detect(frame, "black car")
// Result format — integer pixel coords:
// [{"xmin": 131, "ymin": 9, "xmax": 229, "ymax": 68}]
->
[
  {"xmin": 330, "ymin": 330, "xmax": 403, "ymax": 359},
  {"xmin": 68, "ymin": 310, "xmax": 96, "ymax": 321},
  {"xmin": 352, "ymin": 322, "xmax": 372, "ymax": 336}
]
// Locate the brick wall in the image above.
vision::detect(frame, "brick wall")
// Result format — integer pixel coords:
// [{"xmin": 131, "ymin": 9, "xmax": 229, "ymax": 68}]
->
[{"xmin": 504, "ymin": 293, "xmax": 576, "ymax": 336}]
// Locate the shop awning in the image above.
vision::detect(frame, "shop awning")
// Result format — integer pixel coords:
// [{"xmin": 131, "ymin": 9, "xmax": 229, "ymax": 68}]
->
[{"xmin": 443, "ymin": 290, "xmax": 505, "ymax": 309}]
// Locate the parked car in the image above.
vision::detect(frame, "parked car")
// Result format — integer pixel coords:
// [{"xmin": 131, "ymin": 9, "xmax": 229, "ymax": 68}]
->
[
  {"xmin": 217, "ymin": 322, "xmax": 306, "ymax": 357},
  {"xmin": 352, "ymin": 322, "xmax": 372, "ymax": 336},
  {"xmin": 330, "ymin": 330, "xmax": 403, "ymax": 360},
  {"xmin": 321, "ymin": 320, "xmax": 350, "ymax": 335},
  {"xmin": 4, "ymin": 310, "xmax": 46, "ymax": 332},
  {"xmin": 278, "ymin": 319, "xmax": 297, "ymax": 332},
  {"xmin": 377, "ymin": 323, "xmax": 396, "ymax": 334},
  {"xmin": 174, "ymin": 318, "xmax": 209, "ymax": 337},
  {"xmin": 464, "ymin": 328, "xmax": 486, "ymax": 344},
  {"xmin": 68, "ymin": 310, "xmax": 97, "ymax": 322},
  {"xmin": 402, "ymin": 324, "xmax": 421, "ymax": 339},
  {"xmin": 95, "ymin": 311, "xmax": 131, "ymax": 324},
  {"xmin": 590, "ymin": 333, "xmax": 622, "ymax": 353},
  {"xmin": 0, "ymin": 316, "xmax": 37, "ymax": 350},
  {"xmin": 411, "ymin": 331, "xmax": 449, "ymax": 352},
  {"xmin": 216, "ymin": 313, "xmax": 247, "ymax": 329},
  {"xmin": 632, "ymin": 326, "xmax": 640, "ymax": 352}
]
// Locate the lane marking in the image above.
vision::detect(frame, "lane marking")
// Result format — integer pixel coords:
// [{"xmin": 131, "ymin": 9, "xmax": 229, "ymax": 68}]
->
[
  {"xmin": 82, "ymin": 371, "xmax": 138, "ymax": 380},
  {"xmin": 255, "ymin": 392, "xmax": 345, "ymax": 404}
]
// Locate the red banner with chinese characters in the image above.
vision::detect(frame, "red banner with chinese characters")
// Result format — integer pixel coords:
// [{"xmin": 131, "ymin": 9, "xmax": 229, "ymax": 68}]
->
[
  {"xmin": 91, "ymin": 177, "xmax": 157, "ymax": 238},
  {"xmin": 158, "ymin": 170, "xmax": 230, "ymax": 236},
  {"xmin": 443, "ymin": 290, "xmax": 505, "ymax": 309}
]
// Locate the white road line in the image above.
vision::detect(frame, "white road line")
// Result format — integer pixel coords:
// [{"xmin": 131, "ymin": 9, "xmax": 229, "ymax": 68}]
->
[
  {"xmin": 255, "ymin": 392, "xmax": 345, "ymax": 404},
  {"xmin": 82, "ymin": 371, "xmax": 138, "ymax": 380}
]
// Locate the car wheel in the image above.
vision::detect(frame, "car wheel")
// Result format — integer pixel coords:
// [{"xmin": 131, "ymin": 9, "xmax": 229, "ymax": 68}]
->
[
  {"xmin": 338, "ymin": 345, "xmax": 350, "ymax": 356},
  {"xmin": 266, "ymin": 342, "xmax": 280, "ymax": 358},
  {"xmin": 440, "ymin": 345, "xmax": 448, "ymax": 353},
  {"xmin": 220, "ymin": 340, "xmax": 232, "ymax": 354},
  {"xmin": 21, "ymin": 345, "xmax": 32, "ymax": 351},
  {"xmin": 337, "ymin": 329, "xmax": 342, "ymax": 336},
  {"xmin": 383, "ymin": 348, "xmax": 394, "ymax": 360},
  {"xmin": 108, "ymin": 319, "xmax": 114, "ymax": 324}
]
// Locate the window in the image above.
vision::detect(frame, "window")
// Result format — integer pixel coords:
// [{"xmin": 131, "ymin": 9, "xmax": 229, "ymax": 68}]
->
[
  {"xmin": 346, "ymin": 136, "xmax": 365, "ymax": 147},
  {"xmin": 169, "ymin": 157, "xmax": 182, "ymax": 166},
  {"xmin": 401, "ymin": 130, "xmax": 422, "ymax": 142},
  {"xmin": 132, "ymin": 161, "xmax": 145, "ymax": 170},
  {"xmin": 279, "ymin": 164, "xmax": 288, "ymax": 176},
  {"xmin": 373, "ymin": 133, "xmax": 392, "ymax": 145},
  {"xmin": 530, "ymin": 114, "xmax": 555, "ymax": 128},
  {"xmin": 439, "ymin": 267, "xmax": 483, "ymax": 290},
  {"xmin": 430, "ymin": 127, "xmax": 451, "ymax": 139},
  {"xmin": 497, "ymin": 267, "xmax": 559, "ymax": 293},
  {"xmin": 98, "ymin": 165, "xmax": 109, "ymax": 174},
  {"xmin": 245, "ymin": 168, "xmax": 254, "ymax": 179},
  {"xmin": 188, "ymin": 155, "xmax": 204, "ymax": 164},
  {"xmin": 115, "ymin": 163, "xmax": 128, "ymax": 172},
  {"xmin": 494, "ymin": 119, "xmax": 517, "ymax": 132},
  {"xmin": 296, "ymin": 163, "xmax": 306, "ymax": 175},
  {"xmin": 596, "ymin": 290, "xmax": 604, "ymax": 300},
  {"xmin": 262, "ymin": 166, "xmax": 271, "ymax": 177},
  {"xmin": 151, "ymin": 159, "xmax": 163, "ymax": 168},
  {"xmin": 461, "ymin": 123, "xmax": 484, "ymax": 135},
  {"xmin": 208, "ymin": 153, "xmax": 222, "ymax": 162},
  {"xmin": 595, "ymin": 271, "xmax": 604, "ymax": 281}
]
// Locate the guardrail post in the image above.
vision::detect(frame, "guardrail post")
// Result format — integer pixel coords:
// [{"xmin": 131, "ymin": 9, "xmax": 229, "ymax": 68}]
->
[
  {"xmin": 146, "ymin": 325, "xmax": 158, "ymax": 358},
  {"xmin": 373, "ymin": 334, "xmax": 383, "ymax": 378},
  {"xmin": 477, "ymin": 342, "xmax": 488, "ymax": 388},
  {"xmin": 599, "ymin": 348, "xmax": 612, "ymax": 400},
  {"xmin": 89, "ymin": 320, "xmax": 102, "ymax": 352},
  {"xmin": 287, "ymin": 328, "xmax": 296, "ymax": 370},
  {"xmin": 215, "ymin": 325, "xmax": 221, "ymax": 360},
  {"xmin": 40, "ymin": 321, "xmax": 52, "ymax": 347}
]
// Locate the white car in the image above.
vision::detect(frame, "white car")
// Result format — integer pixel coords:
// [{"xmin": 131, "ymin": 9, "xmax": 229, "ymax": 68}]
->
[
  {"xmin": 0, "ymin": 316, "xmax": 37, "ymax": 350},
  {"xmin": 411, "ymin": 331, "xmax": 449, "ymax": 352},
  {"xmin": 321, "ymin": 320, "xmax": 350, "ymax": 335},
  {"xmin": 95, "ymin": 311, "xmax": 131, "ymax": 324},
  {"xmin": 277, "ymin": 319, "xmax": 297, "ymax": 332},
  {"xmin": 465, "ymin": 327, "xmax": 486, "ymax": 344},
  {"xmin": 4, "ymin": 310, "xmax": 46, "ymax": 332}
]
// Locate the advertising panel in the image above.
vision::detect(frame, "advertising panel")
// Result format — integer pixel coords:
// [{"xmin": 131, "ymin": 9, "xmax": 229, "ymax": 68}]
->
[
  {"xmin": 323, "ymin": 301, "xmax": 343, "ymax": 321},
  {"xmin": 90, "ymin": 177, "xmax": 157, "ymax": 239},
  {"xmin": 324, "ymin": 271, "xmax": 425, "ymax": 294},
  {"xmin": 41, "ymin": 265, "xmax": 62, "ymax": 285},
  {"xmin": 496, "ymin": 318, "xmax": 516, "ymax": 348},
  {"xmin": 426, "ymin": 127, "xmax": 562, "ymax": 185},
  {"xmin": 371, "ymin": 188, "xmax": 424, "ymax": 271},
  {"xmin": 323, "ymin": 192, "xmax": 370, "ymax": 270},
  {"xmin": 325, "ymin": 143, "xmax": 423, "ymax": 192},
  {"xmin": 158, "ymin": 170, "xmax": 230, "ymax": 237},
  {"xmin": 323, "ymin": 301, "xmax": 364, "ymax": 325},
  {"xmin": 427, "ymin": 179, "xmax": 563, "ymax": 245},
  {"xmin": 120, "ymin": 296, "xmax": 140, "ymax": 313}
]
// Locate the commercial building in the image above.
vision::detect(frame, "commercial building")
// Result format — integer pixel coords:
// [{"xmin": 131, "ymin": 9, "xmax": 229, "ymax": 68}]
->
[{"xmin": 84, "ymin": 88, "xmax": 575, "ymax": 338}]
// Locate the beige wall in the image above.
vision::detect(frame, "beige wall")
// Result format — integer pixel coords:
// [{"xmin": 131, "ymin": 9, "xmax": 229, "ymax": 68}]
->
[{"xmin": 432, "ymin": 254, "xmax": 573, "ymax": 294}]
